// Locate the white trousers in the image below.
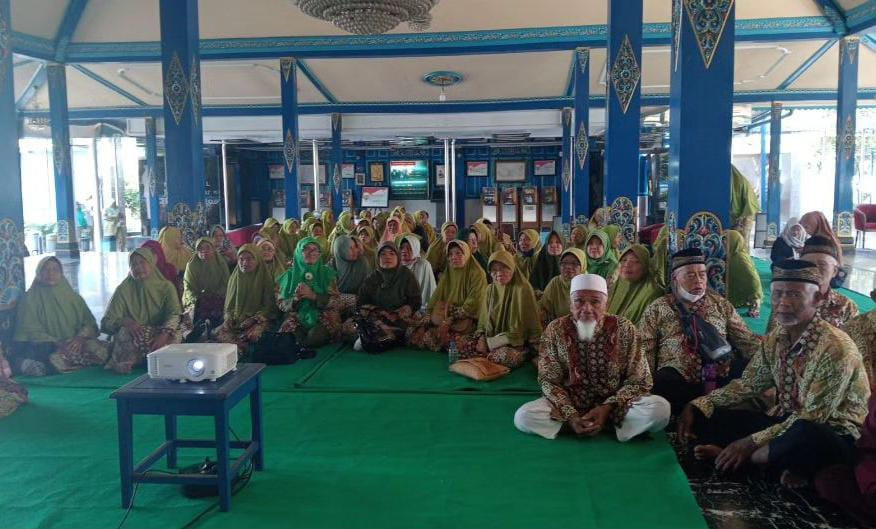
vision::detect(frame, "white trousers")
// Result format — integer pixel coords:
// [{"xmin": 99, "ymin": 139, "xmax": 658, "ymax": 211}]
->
[{"xmin": 513, "ymin": 395, "xmax": 671, "ymax": 442}]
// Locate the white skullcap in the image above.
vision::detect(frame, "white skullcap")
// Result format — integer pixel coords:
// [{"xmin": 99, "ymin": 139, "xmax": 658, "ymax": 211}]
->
[{"xmin": 570, "ymin": 273, "xmax": 607, "ymax": 296}]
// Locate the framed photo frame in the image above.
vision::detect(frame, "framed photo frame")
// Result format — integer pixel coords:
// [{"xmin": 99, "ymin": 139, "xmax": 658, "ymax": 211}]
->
[
  {"xmin": 268, "ymin": 164, "xmax": 285, "ymax": 180},
  {"xmin": 495, "ymin": 160, "xmax": 527, "ymax": 182},
  {"xmin": 370, "ymin": 162, "xmax": 385, "ymax": 182},
  {"xmin": 342, "ymin": 163, "xmax": 355, "ymax": 179},
  {"xmin": 466, "ymin": 160, "xmax": 488, "ymax": 177},
  {"xmin": 355, "ymin": 172, "xmax": 366, "ymax": 186},
  {"xmin": 271, "ymin": 188, "xmax": 285, "ymax": 207},
  {"xmin": 533, "ymin": 160, "xmax": 556, "ymax": 176},
  {"xmin": 299, "ymin": 164, "xmax": 327, "ymax": 185},
  {"xmin": 361, "ymin": 186, "xmax": 389, "ymax": 208},
  {"xmin": 435, "ymin": 163, "xmax": 446, "ymax": 186}
]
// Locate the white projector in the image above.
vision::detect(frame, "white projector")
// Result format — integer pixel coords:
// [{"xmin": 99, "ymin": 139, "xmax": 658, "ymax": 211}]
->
[{"xmin": 147, "ymin": 343, "xmax": 238, "ymax": 383}]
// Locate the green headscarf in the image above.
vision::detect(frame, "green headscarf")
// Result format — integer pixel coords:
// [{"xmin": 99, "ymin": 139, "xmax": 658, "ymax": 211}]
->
[
  {"xmin": 427, "ymin": 240, "xmax": 487, "ymax": 318},
  {"xmin": 607, "ymin": 245, "xmax": 664, "ymax": 324},
  {"xmin": 224, "ymin": 244, "xmax": 276, "ymax": 325},
  {"xmin": 570, "ymin": 225, "xmax": 589, "ymax": 250},
  {"xmin": 538, "ymin": 248, "xmax": 588, "ymax": 323},
  {"xmin": 478, "ymin": 250, "xmax": 542, "ymax": 347},
  {"xmin": 725, "ymin": 230, "xmax": 763, "ymax": 308},
  {"xmin": 515, "ymin": 229, "xmax": 543, "ymax": 280},
  {"xmin": 101, "ymin": 248, "xmax": 181, "ymax": 333},
  {"xmin": 358, "ymin": 242, "xmax": 422, "ymax": 311},
  {"xmin": 602, "ymin": 224, "xmax": 622, "ymax": 258},
  {"xmin": 257, "ymin": 240, "xmax": 288, "ymax": 281},
  {"xmin": 529, "ymin": 230, "xmax": 565, "ymax": 291},
  {"xmin": 585, "ymin": 229, "xmax": 619, "ymax": 281},
  {"xmin": 471, "ymin": 222, "xmax": 500, "ymax": 258},
  {"xmin": 279, "ymin": 219, "xmax": 300, "ymax": 258},
  {"xmin": 425, "ymin": 221, "xmax": 457, "ymax": 274},
  {"xmin": 730, "ymin": 165, "xmax": 760, "ymax": 221},
  {"xmin": 652, "ymin": 225, "xmax": 670, "ymax": 290},
  {"xmin": 182, "ymin": 238, "xmax": 230, "ymax": 312},
  {"xmin": 14, "ymin": 256, "xmax": 98, "ymax": 342},
  {"xmin": 277, "ymin": 237, "xmax": 337, "ymax": 329},
  {"xmin": 328, "ymin": 211, "xmax": 355, "ymax": 249},
  {"xmin": 332, "ymin": 234, "xmax": 371, "ymax": 295}
]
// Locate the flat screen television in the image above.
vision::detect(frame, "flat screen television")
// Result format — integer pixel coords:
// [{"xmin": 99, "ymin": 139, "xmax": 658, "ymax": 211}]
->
[
  {"xmin": 389, "ymin": 160, "xmax": 429, "ymax": 199},
  {"xmin": 361, "ymin": 186, "xmax": 389, "ymax": 208}
]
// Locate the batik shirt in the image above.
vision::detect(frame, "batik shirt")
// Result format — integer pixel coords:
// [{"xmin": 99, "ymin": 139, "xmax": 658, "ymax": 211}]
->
[
  {"xmin": 638, "ymin": 291, "xmax": 762, "ymax": 384},
  {"xmin": 767, "ymin": 290, "xmax": 859, "ymax": 332},
  {"xmin": 538, "ymin": 315, "xmax": 651, "ymax": 426},
  {"xmin": 691, "ymin": 317, "xmax": 870, "ymax": 446},
  {"xmin": 843, "ymin": 311, "xmax": 876, "ymax": 390}
]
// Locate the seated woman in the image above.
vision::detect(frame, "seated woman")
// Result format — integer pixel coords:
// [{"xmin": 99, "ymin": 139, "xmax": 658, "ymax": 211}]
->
[
  {"xmin": 725, "ymin": 229, "xmax": 763, "ymax": 317},
  {"xmin": 470, "ymin": 222, "xmax": 500, "ymax": 261},
  {"xmin": 425, "ymin": 222, "xmax": 458, "ymax": 277},
  {"xmin": 102, "ymin": 249, "xmax": 182, "ymax": 374},
  {"xmin": 399, "ymin": 234, "xmax": 437, "ymax": 308},
  {"xmin": 278, "ymin": 237, "xmax": 343, "ymax": 348},
  {"xmin": 464, "ymin": 228, "xmax": 490, "ymax": 277},
  {"xmin": 380, "ymin": 216, "xmax": 404, "ymax": 244},
  {"xmin": 259, "ymin": 219, "xmax": 290, "ymax": 266},
  {"xmin": 353, "ymin": 242, "xmax": 422, "ymax": 350},
  {"xmin": 0, "ymin": 362, "xmax": 26, "ymax": 418},
  {"xmin": 10, "ymin": 256, "xmax": 108, "ymax": 376},
  {"xmin": 529, "ymin": 230, "xmax": 564, "ymax": 293},
  {"xmin": 538, "ymin": 248, "xmax": 587, "ymax": 327},
  {"xmin": 458, "ymin": 250, "xmax": 542, "ymax": 370},
  {"xmin": 409, "ymin": 240, "xmax": 487, "ymax": 351},
  {"xmin": 770, "ymin": 217, "xmax": 807, "ymax": 263},
  {"xmin": 279, "ymin": 219, "xmax": 300, "ymax": 259},
  {"xmin": 606, "ymin": 244, "xmax": 664, "ymax": 324},
  {"xmin": 414, "ymin": 210, "xmax": 437, "ymax": 245},
  {"xmin": 158, "ymin": 226, "xmax": 193, "ymax": 280},
  {"xmin": 570, "ymin": 225, "xmax": 589, "ymax": 251},
  {"xmin": 515, "ymin": 229, "xmax": 542, "ymax": 280},
  {"xmin": 585, "ymin": 229, "xmax": 620, "ymax": 291},
  {"xmin": 356, "ymin": 225, "xmax": 378, "ymax": 269},
  {"xmin": 257, "ymin": 239, "xmax": 287, "ymax": 282},
  {"xmin": 321, "ymin": 210, "xmax": 336, "ymax": 236},
  {"xmin": 215, "ymin": 244, "xmax": 277, "ymax": 354},
  {"xmin": 332, "ymin": 234, "xmax": 371, "ymax": 310},
  {"xmin": 141, "ymin": 239, "xmax": 184, "ymax": 298},
  {"xmin": 211, "ymin": 225, "xmax": 238, "ymax": 268},
  {"xmin": 182, "ymin": 237, "xmax": 230, "ymax": 333}
]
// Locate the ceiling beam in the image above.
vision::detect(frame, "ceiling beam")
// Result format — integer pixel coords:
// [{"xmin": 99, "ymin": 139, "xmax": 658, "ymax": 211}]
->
[
  {"xmin": 847, "ymin": 0, "xmax": 876, "ymax": 33},
  {"xmin": 811, "ymin": 0, "xmax": 848, "ymax": 34},
  {"xmin": 297, "ymin": 59, "xmax": 338, "ymax": 104},
  {"xmin": 862, "ymin": 34, "xmax": 876, "ymax": 54},
  {"xmin": 777, "ymin": 39, "xmax": 837, "ymax": 89},
  {"xmin": 15, "ymin": 63, "xmax": 46, "ymax": 111},
  {"xmin": 70, "ymin": 64, "xmax": 148, "ymax": 106},
  {"xmin": 53, "ymin": 0, "xmax": 90, "ymax": 62},
  {"xmin": 564, "ymin": 56, "xmax": 576, "ymax": 97},
  {"xmin": 61, "ymin": 17, "xmax": 837, "ymax": 62}
]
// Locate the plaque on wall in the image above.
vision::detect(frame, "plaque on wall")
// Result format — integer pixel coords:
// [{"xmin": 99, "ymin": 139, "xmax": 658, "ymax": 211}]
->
[{"xmin": 271, "ymin": 189, "xmax": 285, "ymax": 207}]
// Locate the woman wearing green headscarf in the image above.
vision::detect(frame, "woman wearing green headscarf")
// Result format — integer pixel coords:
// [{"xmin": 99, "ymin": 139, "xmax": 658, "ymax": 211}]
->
[
  {"xmin": 570, "ymin": 225, "xmax": 589, "ymax": 251},
  {"xmin": 457, "ymin": 250, "xmax": 542, "ymax": 370},
  {"xmin": 529, "ymin": 230, "xmax": 565, "ymax": 293},
  {"xmin": 425, "ymin": 222, "xmax": 458, "ymax": 277},
  {"xmin": 585, "ymin": 229, "xmax": 620, "ymax": 292},
  {"xmin": 414, "ymin": 210, "xmax": 437, "ymax": 245},
  {"xmin": 607, "ymin": 245, "xmax": 664, "ymax": 324},
  {"xmin": 725, "ymin": 229, "xmax": 763, "ymax": 317},
  {"xmin": 10, "ymin": 256, "xmax": 108, "ymax": 376},
  {"xmin": 471, "ymin": 222, "xmax": 500, "ymax": 260},
  {"xmin": 279, "ymin": 219, "xmax": 300, "ymax": 259},
  {"xmin": 183, "ymin": 238, "xmax": 230, "ymax": 329},
  {"xmin": 538, "ymin": 248, "xmax": 588, "ymax": 327},
  {"xmin": 327, "ymin": 210, "xmax": 355, "ymax": 250},
  {"xmin": 515, "ymin": 229, "xmax": 543, "ymax": 280},
  {"xmin": 259, "ymin": 218, "xmax": 290, "ymax": 266},
  {"xmin": 215, "ymin": 244, "xmax": 277, "ymax": 353},
  {"xmin": 158, "ymin": 226, "xmax": 194, "ymax": 275},
  {"xmin": 730, "ymin": 165, "xmax": 760, "ymax": 242},
  {"xmin": 321, "ymin": 210, "xmax": 336, "ymax": 236},
  {"xmin": 211, "ymin": 225, "xmax": 238, "ymax": 268},
  {"xmin": 409, "ymin": 240, "xmax": 488, "ymax": 351},
  {"xmin": 332, "ymin": 234, "xmax": 372, "ymax": 295},
  {"xmin": 463, "ymin": 227, "xmax": 490, "ymax": 278},
  {"xmin": 257, "ymin": 239, "xmax": 288, "ymax": 282},
  {"xmin": 356, "ymin": 225, "xmax": 378, "ymax": 270},
  {"xmin": 277, "ymin": 237, "xmax": 342, "ymax": 348},
  {"xmin": 102, "ymin": 248, "xmax": 182, "ymax": 374},
  {"xmin": 602, "ymin": 224, "xmax": 622, "ymax": 259}
]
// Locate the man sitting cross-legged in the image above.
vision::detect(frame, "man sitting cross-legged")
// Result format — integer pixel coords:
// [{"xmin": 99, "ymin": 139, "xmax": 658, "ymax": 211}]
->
[
  {"xmin": 514, "ymin": 273, "xmax": 670, "ymax": 441},
  {"xmin": 677, "ymin": 259, "xmax": 870, "ymax": 488}
]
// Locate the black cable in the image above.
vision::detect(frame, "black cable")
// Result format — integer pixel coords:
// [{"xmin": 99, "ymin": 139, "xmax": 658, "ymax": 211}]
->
[
  {"xmin": 114, "ymin": 482, "xmax": 140, "ymax": 529},
  {"xmin": 178, "ymin": 459, "xmax": 255, "ymax": 529}
]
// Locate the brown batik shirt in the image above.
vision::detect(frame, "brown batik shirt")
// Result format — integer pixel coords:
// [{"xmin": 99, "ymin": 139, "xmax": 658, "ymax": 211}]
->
[
  {"xmin": 638, "ymin": 291, "xmax": 762, "ymax": 384},
  {"xmin": 538, "ymin": 314, "xmax": 651, "ymax": 425},
  {"xmin": 843, "ymin": 310, "xmax": 876, "ymax": 391},
  {"xmin": 691, "ymin": 317, "xmax": 870, "ymax": 446},
  {"xmin": 767, "ymin": 289, "xmax": 859, "ymax": 333}
]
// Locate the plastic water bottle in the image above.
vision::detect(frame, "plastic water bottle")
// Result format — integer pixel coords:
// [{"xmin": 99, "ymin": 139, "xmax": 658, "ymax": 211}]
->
[{"xmin": 448, "ymin": 340, "xmax": 459, "ymax": 365}]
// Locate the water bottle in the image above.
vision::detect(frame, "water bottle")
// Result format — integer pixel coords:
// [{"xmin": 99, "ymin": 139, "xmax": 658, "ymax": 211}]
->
[{"xmin": 448, "ymin": 340, "xmax": 459, "ymax": 366}]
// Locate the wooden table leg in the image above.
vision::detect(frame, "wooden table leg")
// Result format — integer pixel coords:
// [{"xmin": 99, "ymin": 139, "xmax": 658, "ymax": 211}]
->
[
  {"xmin": 117, "ymin": 401, "xmax": 134, "ymax": 509},
  {"xmin": 164, "ymin": 414, "xmax": 177, "ymax": 468},
  {"xmin": 214, "ymin": 405, "xmax": 232, "ymax": 512},
  {"xmin": 250, "ymin": 375, "xmax": 264, "ymax": 470}
]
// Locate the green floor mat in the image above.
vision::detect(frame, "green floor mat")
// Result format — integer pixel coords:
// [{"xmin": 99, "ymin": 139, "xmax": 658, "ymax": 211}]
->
[
  {"xmin": 0, "ymin": 385, "xmax": 704, "ymax": 529},
  {"xmin": 301, "ymin": 346, "xmax": 541, "ymax": 394}
]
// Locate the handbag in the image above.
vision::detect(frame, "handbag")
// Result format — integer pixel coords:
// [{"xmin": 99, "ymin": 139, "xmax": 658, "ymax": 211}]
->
[
  {"xmin": 449, "ymin": 358, "xmax": 510, "ymax": 381},
  {"xmin": 354, "ymin": 316, "xmax": 400, "ymax": 354},
  {"xmin": 251, "ymin": 331, "xmax": 300, "ymax": 365},
  {"xmin": 675, "ymin": 301, "xmax": 732, "ymax": 363}
]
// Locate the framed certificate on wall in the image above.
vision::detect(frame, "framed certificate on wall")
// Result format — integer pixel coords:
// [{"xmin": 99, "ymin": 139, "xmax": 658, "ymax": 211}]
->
[{"xmin": 495, "ymin": 160, "xmax": 527, "ymax": 182}]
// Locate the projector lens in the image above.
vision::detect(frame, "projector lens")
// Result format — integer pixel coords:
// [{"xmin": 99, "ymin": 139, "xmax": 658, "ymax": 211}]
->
[{"xmin": 187, "ymin": 358, "xmax": 206, "ymax": 377}]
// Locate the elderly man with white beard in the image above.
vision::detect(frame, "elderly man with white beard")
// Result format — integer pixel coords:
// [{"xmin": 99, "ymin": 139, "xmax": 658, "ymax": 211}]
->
[
  {"xmin": 677, "ymin": 260, "xmax": 870, "ymax": 488},
  {"xmin": 639, "ymin": 248, "xmax": 762, "ymax": 415},
  {"xmin": 513, "ymin": 273, "xmax": 670, "ymax": 441}
]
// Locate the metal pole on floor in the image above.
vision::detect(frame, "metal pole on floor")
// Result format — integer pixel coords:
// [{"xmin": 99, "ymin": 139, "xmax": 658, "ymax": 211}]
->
[
  {"xmin": 312, "ymin": 139, "xmax": 320, "ymax": 213},
  {"xmin": 450, "ymin": 138, "xmax": 457, "ymax": 221},
  {"xmin": 221, "ymin": 140, "xmax": 230, "ymax": 231},
  {"xmin": 443, "ymin": 138, "xmax": 450, "ymax": 224}
]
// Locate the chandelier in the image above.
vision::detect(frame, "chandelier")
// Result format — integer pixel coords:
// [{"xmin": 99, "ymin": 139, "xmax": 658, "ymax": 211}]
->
[{"xmin": 295, "ymin": 0, "xmax": 440, "ymax": 35}]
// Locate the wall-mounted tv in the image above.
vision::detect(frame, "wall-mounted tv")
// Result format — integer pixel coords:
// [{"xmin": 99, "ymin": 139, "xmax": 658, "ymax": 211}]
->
[
  {"xmin": 361, "ymin": 186, "xmax": 389, "ymax": 208},
  {"xmin": 389, "ymin": 160, "xmax": 429, "ymax": 199}
]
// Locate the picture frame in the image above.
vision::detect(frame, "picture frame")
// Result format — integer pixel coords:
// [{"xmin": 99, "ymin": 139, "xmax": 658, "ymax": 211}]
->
[
  {"xmin": 533, "ymin": 160, "xmax": 556, "ymax": 176},
  {"xmin": 361, "ymin": 186, "xmax": 389, "ymax": 208},
  {"xmin": 435, "ymin": 163, "xmax": 446, "ymax": 186},
  {"xmin": 268, "ymin": 164, "xmax": 285, "ymax": 180},
  {"xmin": 466, "ymin": 160, "xmax": 488, "ymax": 177},
  {"xmin": 342, "ymin": 163, "xmax": 355, "ymax": 179},
  {"xmin": 355, "ymin": 172, "xmax": 366, "ymax": 186},
  {"xmin": 495, "ymin": 160, "xmax": 527, "ymax": 182},
  {"xmin": 299, "ymin": 164, "xmax": 327, "ymax": 185},
  {"xmin": 370, "ymin": 162, "xmax": 385, "ymax": 182},
  {"xmin": 271, "ymin": 188, "xmax": 285, "ymax": 207}
]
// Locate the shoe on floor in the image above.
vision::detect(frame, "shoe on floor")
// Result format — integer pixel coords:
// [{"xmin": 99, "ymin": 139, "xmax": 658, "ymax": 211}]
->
[{"xmin": 353, "ymin": 338, "xmax": 363, "ymax": 351}]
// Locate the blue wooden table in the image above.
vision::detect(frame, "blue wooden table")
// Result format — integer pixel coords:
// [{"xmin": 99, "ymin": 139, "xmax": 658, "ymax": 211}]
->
[{"xmin": 110, "ymin": 363, "xmax": 265, "ymax": 512}]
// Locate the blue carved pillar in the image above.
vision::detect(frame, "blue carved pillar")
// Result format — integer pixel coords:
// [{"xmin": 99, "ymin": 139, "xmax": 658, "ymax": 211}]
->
[
  {"xmin": 145, "ymin": 117, "xmax": 162, "ymax": 237},
  {"xmin": 573, "ymin": 47, "xmax": 591, "ymax": 221},
  {"xmin": 759, "ymin": 125, "xmax": 768, "ymax": 211},
  {"xmin": 330, "ymin": 113, "xmax": 343, "ymax": 216},
  {"xmin": 47, "ymin": 63, "xmax": 79, "ymax": 258},
  {"xmin": 834, "ymin": 36, "xmax": 859, "ymax": 243},
  {"xmin": 604, "ymin": 0, "xmax": 643, "ymax": 204},
  {"xmin": 561, "ymin": 108, "xmax": 572, "ymax": 225},
  {"xmin": 0, "ymin": 0, "xmax": 25, "ymax": 344},
  {"xmin": 766, "ymin": 102, "xmax": 782, "ymax": 244},
  {"xmin": 667, "ymin": 0, "xmax": 735, "ymax": 227},
  {"xmin": 159, "ymin": 0, "xmax": 205, "ymax": 213},
  {"xmin": 280, "ymin": 57, "xmax": 300, "ymax": 219},
  {"xmin": 453, "ymin": 141, "xmax": 465, "ymax": 227}
]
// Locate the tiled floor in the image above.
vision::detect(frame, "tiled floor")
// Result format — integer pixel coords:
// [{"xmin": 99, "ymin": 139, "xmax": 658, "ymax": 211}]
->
[
  {"xmin": 753, "ymin": 248, "xmax": 876, "ymax": 297},
  {"xmin": 23, "ymin": 249, "xmax": 876, "ymax": 529}
]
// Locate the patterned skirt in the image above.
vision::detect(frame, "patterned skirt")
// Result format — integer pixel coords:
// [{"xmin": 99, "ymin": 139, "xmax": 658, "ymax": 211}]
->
[
  {"xmin": 0, "ymin": 377, "xmax": 27, "ymax": 418},
  {"xmin": 106, "ymin": 325, "xmax": 182, "ymax": 374}
]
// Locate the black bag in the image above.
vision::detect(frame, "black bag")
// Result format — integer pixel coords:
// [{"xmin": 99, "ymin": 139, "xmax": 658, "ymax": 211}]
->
[
  {"xmin": 353, "ymin": 316, "xmax": 399, "ymax": 355},
  {"xmin": 250, "ymin": 332, "xmax": 300, "ymax": 365},
  {"xmin": 675, "ymin": 301, "xmax": 732, "ymax": 363}
]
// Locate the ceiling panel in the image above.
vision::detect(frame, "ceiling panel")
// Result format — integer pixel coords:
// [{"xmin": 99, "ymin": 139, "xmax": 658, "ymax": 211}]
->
[
  {"xmin": 790, "ymin": 42, "xmax": 876, "ymax": 90},
  {"xmin": 11, "ymin": 0, "xmax": 67, "ymax": 39},
  {"xmin": 835, "ymin": 0, "xmax": 868, "ymax": 11},
  {"xmin": 13, "ymin": 61, "xmax": 41, "ymax": 102},
  {"xmin": 736, "ymin": 0, "xmax": 823, "ymax": 19}
]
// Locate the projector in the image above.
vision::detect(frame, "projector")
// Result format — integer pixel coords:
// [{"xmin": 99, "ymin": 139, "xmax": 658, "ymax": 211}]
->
[{"xmin": 147, "ymin": 343, "xmax": 238, "ymax": 383}]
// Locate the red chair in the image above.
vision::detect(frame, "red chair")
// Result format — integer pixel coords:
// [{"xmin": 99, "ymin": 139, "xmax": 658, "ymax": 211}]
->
[
  {"xmin": 854, "ymin": 205, "xmax": 876, "ymax": 248},
  {"xmin": 638, "ymin": 223, "xmax": 664, "ymax": 246},
  {"xmin": 226, "ymin": 224, "xmax": 262, "ymax": 248}
]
